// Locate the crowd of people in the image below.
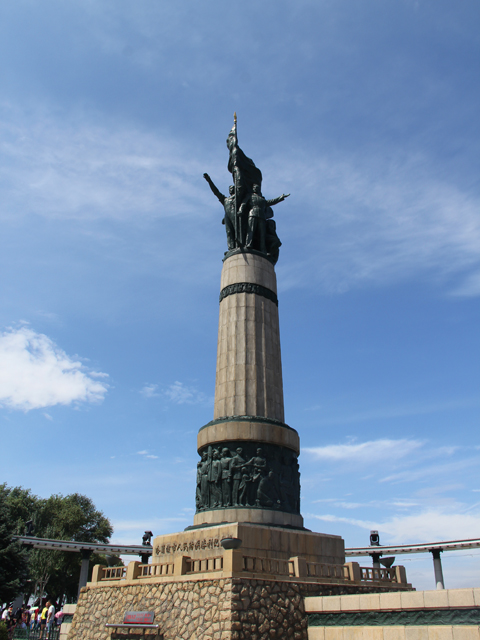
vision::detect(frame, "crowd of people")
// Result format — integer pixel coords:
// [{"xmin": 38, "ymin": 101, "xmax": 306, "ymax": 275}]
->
[{"xmin": 0, "ymin": 601, "xmax": 63, "ymax": 640}]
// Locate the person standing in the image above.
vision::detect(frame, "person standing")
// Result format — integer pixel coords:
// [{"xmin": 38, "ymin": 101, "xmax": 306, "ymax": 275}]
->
[
  {"xmin": 1, "ymin": 606, "xmax": 11, "ymax": 623},
  {"xmin": 30, "ymin": 607, "xmax": 38, "ymax": 631},
  {"xmin": 46, "ymin": 601, "xmax": 55, "ymax": 639},
  {"xmin": 23, "ymin": 606, "xmax": 31, "ymax": 629},
  {"xmin": 39, "ymin": 603, "xmax": 48, "ymax": 639}
]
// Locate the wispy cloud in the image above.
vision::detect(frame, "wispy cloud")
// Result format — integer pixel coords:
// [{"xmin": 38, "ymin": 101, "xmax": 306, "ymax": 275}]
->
[
  {"xmin": 304, "ymin": 398, "xmax": 478, "ymax": 426},
  {"xmin": 271, "ymin": 150, "xmax": 480, "ymax": 296},
  {"xmin": 111, "ymin": 516, "xmax": 189, "ymax": 541},
  {"xmin": 140, "ymin": 384, "xmax": 159, "ymax": 398},
  {"xmin": 312, "ymin": 498, "xmax": 421, "ymax": 509},
  {"xmin": 0, "ymin": 103, "xmax": 210, "ymax": 224},
  {"xmin": 380, "ymin": 456, "xmax": 480, "ymax": 484},
  {"xmin": 452, "ymin": 270, "xmax": 480, "ymax": 297},
  {"xmin": 304, "ymin": 438, "xmax": 424, "ymax": 463},
  {"xmin": 136, "ymin": 450, "xmax": 159, "ymax": 460},
  {"xmin": 1, "ymin": 104, "xmax": 478, "ymax": 297},
  {"xmin": 311, "ymin": 507, "xmax": 480, "ymax": 545},
  {"xmin": 0, "ymin": 326, "xmax": 108, "ymax": 411},
  {"xmin": 164, "ymin": 381, "xmax": 210, "ymax": 405},
  {"xmin": 140, "ymin": 380, "xmax": 211, "ymax": 405}
]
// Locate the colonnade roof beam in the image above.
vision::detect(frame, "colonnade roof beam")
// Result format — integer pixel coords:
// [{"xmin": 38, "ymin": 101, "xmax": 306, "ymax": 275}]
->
[
  {"xmin": 13, "ymin": 535, "xmax": 154, "ymax": 556},
  {"xmin": 345, "ymin": 537, "xmax": 480, "ymax": 557}
]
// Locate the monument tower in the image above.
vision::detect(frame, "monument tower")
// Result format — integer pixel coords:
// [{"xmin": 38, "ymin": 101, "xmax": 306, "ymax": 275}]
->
[
  {"xmin": 197, "ymin": 114, "xmax": 301, "ymax": 529},
  {"xmin": 70, "ymin": 116, "xmax": 411, "ymax": 640},
  {"xmin": 148, "ymin": 114, "xmax": 347, "ymax": 568}
]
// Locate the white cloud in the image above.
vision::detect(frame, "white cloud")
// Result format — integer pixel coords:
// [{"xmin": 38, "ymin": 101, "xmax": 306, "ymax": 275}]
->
[
  {"xmin": 0, "ymin": 326, "xmax": 108, "ymax": 411},
  {"xmin": 1, "ymin": 103, "xmax": 479, "ymax": 298},
  {"xmin": 0, "ymin": 103, "xmax": 210, "ymax": 224},
  {"xmin": 311, "ymin": 508, "xmax": 480, "ymax": 544},
  {"xmin": 306, "ymin": 398, "xmax": 478, "ymax": 426},
  {"xmin": 387, "ymin": 511, "xmax": 480, "ymax": 544},
  {"xmin": 136, "ymin": 450, "xmax": 159, "ymax": 460},
  {"xmin": 164, "ymin": 381, "xmax": 209, "ymax": 405},
  {"xmin": 271, "ymin": 150, "xmax": 480, "ymax": 296},
  {"xmin": 450, "ymin": 269, "xmax": 480, "ymax": 297},
  {"xmin": 111, "ymin": 517, "xmax": 189, "ymax": 536},
  {"xmin": 1, "ymin": 104, "xmax": 478, "ymax": 296},
  {"xmin": 140, "ymin": 383, "xmax": 159, "ymax": 398},
  {"xmin": 380, "ymin": 456, "xmax": 479, "ymax": 484},
  {"xmin": 304, "ymin": 438, "xmax": 424, "ymax": 463}
]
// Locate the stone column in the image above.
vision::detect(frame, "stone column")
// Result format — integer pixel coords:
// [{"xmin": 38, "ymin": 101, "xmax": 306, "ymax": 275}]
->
[
  {"xmin": 194, "ymin": 251, "xmax": 303, "ymax": 529},
  {"xmin": 431, "ymin": 549, "xmax": 445, "ymax": 590},
  {"xmin": 77, "ymin": 549, "xmax": 92, "ymax": 597}
]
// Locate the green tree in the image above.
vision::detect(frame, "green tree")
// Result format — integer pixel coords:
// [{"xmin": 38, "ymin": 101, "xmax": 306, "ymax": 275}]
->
[
  {"xmin": 0, "ymin": 485, "xmax": 113, "ymax": 605},
  {"xmin": 0, "ymin": 484, "xmax": 29, "ymax": 605},
  {"xmin": 39, "ymin": 493, "xmax": 112, "ymax": 543},
  {"xmin": 33, "ymin": 494, "xmax": 113, "ymax": 603}
]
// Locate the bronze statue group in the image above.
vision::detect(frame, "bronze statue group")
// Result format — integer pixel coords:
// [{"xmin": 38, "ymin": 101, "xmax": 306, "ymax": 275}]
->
[
  {"xmin": 204, "ymin": 116, "xmax": 289, "ymax": 264},
  {"xmin": 195, "ymin": 444, "xmax": 300, "ymax": 515}
]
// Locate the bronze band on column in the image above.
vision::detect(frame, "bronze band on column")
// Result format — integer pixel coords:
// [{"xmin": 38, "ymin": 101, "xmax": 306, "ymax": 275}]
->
[{"xmin": 219, "ymin": 282, "xmax": 278, "ymax": 306}]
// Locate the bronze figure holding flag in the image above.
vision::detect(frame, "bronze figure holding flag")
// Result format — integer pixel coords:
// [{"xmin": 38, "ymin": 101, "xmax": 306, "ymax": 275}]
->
[{"xmin": 203, "ymin": 114, "xmax": 289, "ymax": 263}]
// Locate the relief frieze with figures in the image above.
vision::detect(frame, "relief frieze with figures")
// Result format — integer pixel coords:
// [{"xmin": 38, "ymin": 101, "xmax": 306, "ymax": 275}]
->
[{"xmin": 195, "ymin": 441, "xmax": 300, "ymax": 515}]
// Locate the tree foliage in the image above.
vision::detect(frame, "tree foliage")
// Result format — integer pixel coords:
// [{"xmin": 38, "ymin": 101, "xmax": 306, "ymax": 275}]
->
[
  {"xmin": 0, "ymin": 485, "xmax": 29, "ymax": 605},
  {"xmin": 0, "ymin": 484, "xmax": 113, "ymax": 605}
]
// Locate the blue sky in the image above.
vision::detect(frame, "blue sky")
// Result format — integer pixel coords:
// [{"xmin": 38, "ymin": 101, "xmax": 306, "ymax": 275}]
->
[{"xmin": 0, "ymin": 0, "xmax": 479, "ymax": 591}]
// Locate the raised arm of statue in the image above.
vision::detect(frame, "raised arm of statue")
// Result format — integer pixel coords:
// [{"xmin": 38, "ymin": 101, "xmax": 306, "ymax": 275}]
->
[
  {"xmin": 203, "ymin": 173, "xmax": 226, "ymax": 204},
  {"xmin": 266, "ymin": 193, "xmax": 290, "ymax": 207}
]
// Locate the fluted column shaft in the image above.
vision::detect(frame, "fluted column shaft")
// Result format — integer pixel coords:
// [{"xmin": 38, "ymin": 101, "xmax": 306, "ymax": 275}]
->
[{"xmin": 214, "ymin": 253, "xmax": 284, "ymax": 422}]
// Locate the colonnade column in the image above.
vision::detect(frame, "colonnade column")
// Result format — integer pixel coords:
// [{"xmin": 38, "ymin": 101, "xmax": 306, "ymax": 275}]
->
[
  {"xmin": 77, "ymin": 549, "xmax": 92, "ymax": 597},
  {"xmin": 431, "ymin": 548, "xmax": 445, "ymax": 590}
]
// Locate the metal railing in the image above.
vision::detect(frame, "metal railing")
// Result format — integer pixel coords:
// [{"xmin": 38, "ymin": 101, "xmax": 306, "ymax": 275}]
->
[{"xmin": 12, "ymin": 628, "xmax": 60, "ymax": 640}]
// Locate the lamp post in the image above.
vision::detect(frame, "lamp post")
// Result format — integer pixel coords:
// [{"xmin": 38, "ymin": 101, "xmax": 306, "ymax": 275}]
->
[
  {"xmin": 369, "ymin": 530, "xmax": 381, "ymax": 569},
  {"xmin": 140, "ymin": 531, "xmax": 153, "ymax": 564}
]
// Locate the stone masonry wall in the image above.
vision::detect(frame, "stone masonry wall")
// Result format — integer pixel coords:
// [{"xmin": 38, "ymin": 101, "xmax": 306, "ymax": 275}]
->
[
  {"xmin": 69, "ymin": 579, "xmax": 233, "ymax": 640},
  {"xmin": 68, "ymin": 577, "xmax": 404, "ymax": 640},
  {"xmin": 229, "ymin": 579, "xmax": 397, "ymax": 640}
]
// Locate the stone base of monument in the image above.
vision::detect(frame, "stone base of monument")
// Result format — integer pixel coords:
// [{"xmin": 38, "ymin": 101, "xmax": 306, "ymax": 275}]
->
[
  {"xmin": 67, "ymin": 524, "xmax": 412, "ymax": 640},
  {"xmin": 152, "ymin": 523, "xmax": 345, "ymax": 568}
]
